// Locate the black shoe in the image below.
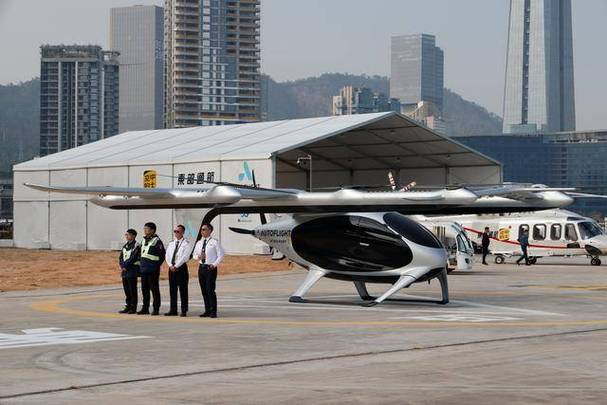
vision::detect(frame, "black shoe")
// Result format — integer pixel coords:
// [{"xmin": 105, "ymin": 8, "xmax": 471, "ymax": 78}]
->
[
  {"xmin": 137, "ymin": 309, "xmax": 150, "ymax": 315},
  {"xmin": 482, "ymin": 262, "xmax": 488, "ymax": 265},
  {"xmin": 151, "ymin": 310, "xmax": 160, "ymax": 316},
  {"xmin": 164, "ymin": 312, "xmax": 178, "ymax": 316},
  {"xmin": 128, "ymin": 309, "xmax": 137, "ymax": 314},
  {"xmin": 210, "ymin": 314, "xmax": 217, "ymax": 318},
  {"xmin": 200, "ymin": 312, "xmax": 210, "ymax": 318},
  {"xmin": 180, "ymin": 312, "xmax": 187, "ymax": 317},
  {"xmin": 119, "ymin": 307, "xmax": 130, "ymax": 314}
]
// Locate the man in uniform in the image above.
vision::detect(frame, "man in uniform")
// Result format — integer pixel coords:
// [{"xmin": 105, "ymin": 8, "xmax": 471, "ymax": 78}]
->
[
  {"xmin": 481, "ymin": 227, "xmax": 491, "ymax": 265},
  {"xmin": 119, "ymin": 228, "xmax": 140, "ymax": 314},
  {"xmin": 164, "ymin": 224, "xmax": 191, "ymax": 317},
  {"xmin": 516, "ymin": 229, "xmax": 531, "ymax": 266},
  {"xmin": 138, "ymin": 222, "xmax": 165, "ymax": 315},
  {"xmin": 193, "ymin": 223, "xmax": 224, "ymax": 318}
]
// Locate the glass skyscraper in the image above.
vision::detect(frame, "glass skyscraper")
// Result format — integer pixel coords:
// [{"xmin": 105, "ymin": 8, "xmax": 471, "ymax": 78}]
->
[
  {"xmin": 110, "ymin": 5, "xmax": 164, "ymax": 131},
  {"xmin": 502, "ymin": 0, "xmax": 575, "ymax": 134},
  {"xmin": 164, "ymin": 0, "xmax": 261, "ymax": 128},
  {"xmin": 390, "ymin": 34, "xmax": 444, "ymax": 113}
]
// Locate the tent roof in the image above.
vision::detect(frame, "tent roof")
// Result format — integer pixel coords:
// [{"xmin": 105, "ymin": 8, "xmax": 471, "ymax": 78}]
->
[{"xmin": 14, "ymin": 112, "xmax": 499, "ymax": 171}]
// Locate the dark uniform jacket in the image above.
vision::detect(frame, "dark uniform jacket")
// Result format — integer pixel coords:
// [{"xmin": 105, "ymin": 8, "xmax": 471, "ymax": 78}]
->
[
  {"xmin": 139, "ymin": 234, "xmax": 165, "ymax": 275},
  {"xmin": 119, "ymin": 240, "xmax": 140, "ymax": 278},
  {"xmin": 518, "ymin": 234, "xmax": 529, "ymax": 248},
  {"xmin": 481, "ymin": 232, "xmax": 490, "ymax": 249}
]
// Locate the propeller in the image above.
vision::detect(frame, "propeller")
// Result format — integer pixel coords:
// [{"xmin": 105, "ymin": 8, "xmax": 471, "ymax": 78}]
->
[
  {"xmin": 388, "ymin": 170, "xmax": 416, "ymax": 192},
  {"xmin": 251, "ymin": 170, "xmax": 267, "ymax": 225}
]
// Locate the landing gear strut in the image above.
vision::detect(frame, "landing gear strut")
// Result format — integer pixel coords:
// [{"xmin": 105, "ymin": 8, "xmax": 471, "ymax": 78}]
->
[{"xmin": 362, "ymin": 267, "xmax": 449, "ymax": 307}]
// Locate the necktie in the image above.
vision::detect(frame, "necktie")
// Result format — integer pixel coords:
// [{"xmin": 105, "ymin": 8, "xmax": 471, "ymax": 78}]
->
[
  {"xmin": 171, "ymin": 240, "xmax": 180, "ymax": 265},
  {"xmin": 201, "ymin": 239, "xmax": 208, "ymax": 263}
]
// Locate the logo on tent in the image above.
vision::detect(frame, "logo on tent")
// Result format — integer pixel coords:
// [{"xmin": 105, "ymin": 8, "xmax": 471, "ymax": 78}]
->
[{"xmin": 238, "ymin": 161, "xmax": 253, "ymax": 182}]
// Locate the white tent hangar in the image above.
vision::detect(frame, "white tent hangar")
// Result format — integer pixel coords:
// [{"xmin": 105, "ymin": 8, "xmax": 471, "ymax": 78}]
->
[{"xmin": 13, "ymin": 112, "xmax": 501, "ymax": 254}]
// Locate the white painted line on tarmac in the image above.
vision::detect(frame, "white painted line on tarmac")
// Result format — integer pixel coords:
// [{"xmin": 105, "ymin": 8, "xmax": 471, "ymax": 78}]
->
[
  {"xmin": 392, "ymin": 314, "xmax": 522, "ymax": 322},
  {"xmin": 0, "ymin": 328, "xmax": 149, "ymax": 350}
]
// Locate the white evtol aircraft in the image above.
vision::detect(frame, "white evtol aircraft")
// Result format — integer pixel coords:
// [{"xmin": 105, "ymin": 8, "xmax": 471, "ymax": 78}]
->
[
  {"xmin": 430, "ymin": 209, "xmax": 607, "ymax": 266},
  {"xmin": 26, "ymin": 180, "xmax": 582, "ymax": 306}
]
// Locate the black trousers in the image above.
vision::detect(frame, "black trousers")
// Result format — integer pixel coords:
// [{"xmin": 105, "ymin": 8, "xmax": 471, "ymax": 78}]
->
[
  {"xmin": 198, "ymin": 264, "xmax": 217, "ymax": 315},
  {"xmin": 169, "ymin": 264, "xmax": 189, "ymax": 313},
  {"xmin": 141, "ymin": 271, "xmax": 161, "ymax": 311},
  {"xmin": 516, "ymin": 246, "xmax": 529, "ymax": 264},
  {"xmin": 122, "ymin": 277, "xmax": 138, "ymax": 309},
  {"xmin": 482, "ymin": 246, "xmax": 489, "ymax": 263}
]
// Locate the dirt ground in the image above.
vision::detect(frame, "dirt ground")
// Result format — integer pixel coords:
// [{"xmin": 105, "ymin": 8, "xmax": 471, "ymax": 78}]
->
[{"xmin": 0, "ymin": 248, "xmax": 293, "ymax": 292}]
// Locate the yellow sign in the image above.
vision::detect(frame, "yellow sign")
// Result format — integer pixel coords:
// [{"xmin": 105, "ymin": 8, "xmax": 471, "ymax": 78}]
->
[
  {"xmin": 143, "ymin": 170, "xmax": 157, "ymax": 188},
  {"xmin": 498, "ymin": 227, "xmax": 510, "ymax": 241}
]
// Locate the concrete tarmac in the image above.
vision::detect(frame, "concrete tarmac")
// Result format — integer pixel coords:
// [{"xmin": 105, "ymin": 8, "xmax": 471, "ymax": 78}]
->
[{"xmin": 1, "ymin": 257, "xmax": 606, "ymax": 404}]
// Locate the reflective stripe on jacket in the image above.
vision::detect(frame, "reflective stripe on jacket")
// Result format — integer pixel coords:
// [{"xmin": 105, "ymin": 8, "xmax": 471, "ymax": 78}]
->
[{"xmin": 139, "ymin": 235, "xmax": 165, "ymax": 274}]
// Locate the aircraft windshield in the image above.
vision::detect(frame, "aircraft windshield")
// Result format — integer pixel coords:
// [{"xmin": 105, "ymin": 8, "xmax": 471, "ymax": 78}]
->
[{"xmin": 578, "ymin": 221, "xmax": 604, "ymax": 240}]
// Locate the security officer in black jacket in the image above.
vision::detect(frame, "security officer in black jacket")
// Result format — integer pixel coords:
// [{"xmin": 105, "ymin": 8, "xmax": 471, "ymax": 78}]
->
[
  {"xmin": 119, "ymin": 229, "xmax": 140, "ymax": 314},
  {"xmin": 138, "ymin": 222, "xmax": 165, "ymax": 316},
  {"xmin": 481, "ymin": 227, "xmax": 491, "ymax": 265}
]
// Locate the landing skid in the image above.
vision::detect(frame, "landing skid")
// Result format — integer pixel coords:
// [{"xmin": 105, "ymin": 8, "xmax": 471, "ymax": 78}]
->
[{"xmin": 289, "ymin": 267, "xmax": 449, "ymax": 307}]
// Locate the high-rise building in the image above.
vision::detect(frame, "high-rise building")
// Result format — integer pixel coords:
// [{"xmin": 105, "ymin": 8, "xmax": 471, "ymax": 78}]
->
[
  {"xmin": 502, "ymin": 0, "xmax": 575, "ymax": 134},
  {"xmin": 401, "ymin": 101, "xmax": 447, "ymax": 135},
  {"xmin": 332, "ymin": 86, "xmax": 400, "ymax": 116},
  {"xmin": 390, "ymin": 34, "xmax": 444, "ymax": 113},
  {"xmin": 39, "ymin": 45, "xmax": 119, "ymax": 156},
  {"xmin": 110, "ymin": 5, "xmax": 164, "ymax": 131},
  {"xmin": 164, "ymin": 0, "xmax": 261, "ymax": 128}
]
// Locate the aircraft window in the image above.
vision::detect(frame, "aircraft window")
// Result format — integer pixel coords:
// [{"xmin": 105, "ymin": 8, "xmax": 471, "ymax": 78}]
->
[
  {"xmin": 291, "ymin": 215, "xmax": 412, "ymax": 272},
  {"xmin": 383, "ymin": 213, "xmax": 442, "ymax": 248},
  {"xmin": 518, "ymin": 224, "xmax": 529, "ymax": 237},
  {"xmin": 456, "ymin": 235, "xmax": 466, "ymax": 253},
  {"xmin": 565, "ymin": 223, "xmax": 578, "ymax": 241},
  {"xmin": 550, "ymin": 224, "xmax": 562, "ymax": 240},
  {"xmin": 578, "ymin": 221, "xmax": 603, "ymax": 240},
  {"xmin": 532, "ymin": 224, "xmax": 546, "ymax": 240}
]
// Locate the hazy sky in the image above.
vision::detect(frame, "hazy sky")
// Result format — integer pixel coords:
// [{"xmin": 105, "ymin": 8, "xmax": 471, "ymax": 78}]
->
[{"xmin": 0, "ymin": 0, "xmax": 605, "ymax": 129}]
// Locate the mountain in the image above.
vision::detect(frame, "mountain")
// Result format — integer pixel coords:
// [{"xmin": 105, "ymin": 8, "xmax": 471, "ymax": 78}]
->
[
  {"xmin": 443, "ymin": 88, "xmax": 503, "ymax": 136},
  {"xmin": 0, "ymin": 73, "xmax": 502, "ymax": 175},
  {"xmin": 0, "ymin": 78, "xmax": 40, "ymax": 176},
  {"xmin": 262, "ymin": 73, "xmax": 503, "ymax": 136}
]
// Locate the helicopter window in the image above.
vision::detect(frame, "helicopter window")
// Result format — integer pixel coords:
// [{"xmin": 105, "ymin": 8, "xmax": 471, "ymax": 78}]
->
[
  {"xmin": 565, "ymin": 223, "xmax": 578, "ymax": 241},
  {"xmin": 578, "ymin": 221, "xmax": 603, "ymax": 240},
  {"xmin": 532, "ymin": 224, "xmax": 546, "ymax": 240},
  {"xmin": 383, "ymin": 213, "xmax": 442, "ymax": 248},
  {"xmin": 550, "ymin": 224, "xmax": 562, "ymax": 240},
  {"xmin": 518, "ymin": 224, "xmax": 529, "ymax": 237}
]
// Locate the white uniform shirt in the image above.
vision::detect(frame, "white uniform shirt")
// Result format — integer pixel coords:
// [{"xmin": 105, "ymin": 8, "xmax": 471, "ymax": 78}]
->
[
  {"xmin": 165, "ymin": 237, "xmax": 192, "ymax": 268},
  {"xmin": 193, "ymin": 237, "xmax": 225, "ymax": 268}
]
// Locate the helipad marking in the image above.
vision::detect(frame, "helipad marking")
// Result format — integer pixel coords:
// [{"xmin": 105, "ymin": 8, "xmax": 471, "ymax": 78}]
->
[
  {"xmin": 29, "ymin": 294, "xmax": 607, "ymax": 328},
  {"xmin": 0, "ymin": 328, "xmax": 148, "ymax": 350}
]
